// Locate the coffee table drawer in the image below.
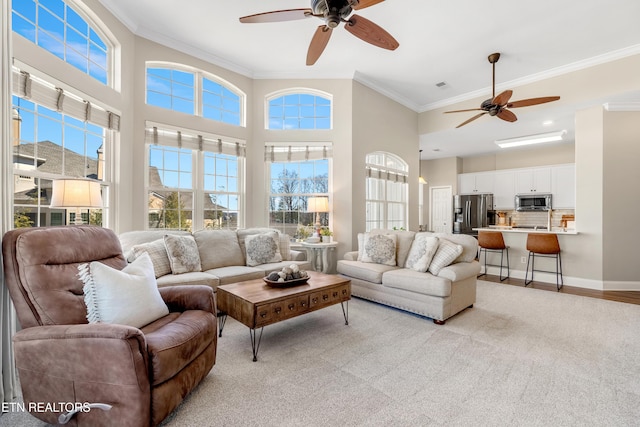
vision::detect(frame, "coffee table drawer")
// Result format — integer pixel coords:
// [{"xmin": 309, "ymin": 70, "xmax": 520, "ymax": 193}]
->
[
  {"xmin": 310, "ymin": 284, "xmax": 350, "ymax": 309},
  {"xmin": 255, "ymin": 295, "xmax": 310, "ymax": 327}
]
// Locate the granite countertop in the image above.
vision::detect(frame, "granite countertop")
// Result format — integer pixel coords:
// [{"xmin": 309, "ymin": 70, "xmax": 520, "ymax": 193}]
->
[{"xmin": 474, "ymin": 226, "xmax": 578, "ymax": 235}]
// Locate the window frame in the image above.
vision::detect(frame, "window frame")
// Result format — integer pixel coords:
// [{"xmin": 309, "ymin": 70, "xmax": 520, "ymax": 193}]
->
[
  {"xmin": 145, "ymin": 62, "xmax": 246, "ymax": 127},
  {"xmin": 265, "ymin": 88, "xmax": 333, "ymax": 130},
  {"xmin": 365, "ymin": 151, "xmax": 409, "ymax": 231},
  {"xmin": 11, "ymin": 0, "xmax": 114, "ymax": 87},
  {"xmin": 144, "ymin": 126, "xmax": 246, "ymax": 231}
]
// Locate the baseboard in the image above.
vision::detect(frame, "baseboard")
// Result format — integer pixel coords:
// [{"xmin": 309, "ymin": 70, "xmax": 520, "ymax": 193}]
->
[
  {"xmin": 603, "ymin": 280, "xmax": 640, "ymax": 291},
  {"xmin": 481, "ymin": 266, "xmax": 606, "ymax": 290}
]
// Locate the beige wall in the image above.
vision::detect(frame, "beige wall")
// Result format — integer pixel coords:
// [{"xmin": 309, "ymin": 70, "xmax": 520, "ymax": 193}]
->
[
  {"xmin": 351, "ymin": 81, "xmax": 420, "ymax": 243},
  {"xmin": 461, "ymin": 143, "xmax": 575, "ymax": 173},
  {"xmin": 603, "ymin": 111, "xmax": 640, "ymax": 283}
]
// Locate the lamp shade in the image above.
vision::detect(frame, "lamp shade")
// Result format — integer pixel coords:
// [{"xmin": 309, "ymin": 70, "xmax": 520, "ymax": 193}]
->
[
  {"xmin": 307, "ymin": 196, "xmax": 329, "ymax": 213},
  {"xmin": 50, "ymin": 179, "xmax": 103, "ymax": 208}
]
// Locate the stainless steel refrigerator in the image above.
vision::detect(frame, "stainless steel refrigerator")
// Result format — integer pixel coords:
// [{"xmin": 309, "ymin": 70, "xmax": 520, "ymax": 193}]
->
[{"xmin": 453, "ymin": 194, "xmax": 495, "ymax": 236}]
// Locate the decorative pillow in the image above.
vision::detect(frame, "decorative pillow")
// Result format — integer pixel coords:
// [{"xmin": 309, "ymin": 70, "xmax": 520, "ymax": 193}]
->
[
  {"xmin": 405, "ymin": 234, "xmax": 440, "ymax": 272},
  {"xmin": 428, "ymin": 239, "xmax": 463, "ymax": 276},
  {"xmin": 163, "ymin": 234, "xmax": 202, "ymax": 274},
  {"xmin": 245, "ymin": 232, "xmax": 282, "ymax": 266},
  {"xmin": 279, "ymin": 233, "xmax": 291, "ymax": 261},
  {"xmin": 361, "ymin": 233, "xmax": 397, "ymax": 266},
  {"xmin": 128, "ymin": 238, "xmax": 172, "ymax": 278},
  {"xmin": 78, "ymin": 252, "xmax": 169, "ymax": 328}
]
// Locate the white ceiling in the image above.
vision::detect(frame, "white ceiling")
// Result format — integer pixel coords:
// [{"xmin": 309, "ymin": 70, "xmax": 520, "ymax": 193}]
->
[{"xmin": 99, "ymin": 0, "xmax": 640, "ymax": 159}]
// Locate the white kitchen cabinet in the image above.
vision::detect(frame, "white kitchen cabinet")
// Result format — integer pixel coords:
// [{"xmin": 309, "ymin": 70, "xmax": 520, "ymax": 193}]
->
[
  {"xmin": 493, "ymin": 170, "xmax": 516, "ymax": 210},
  {"xmin": 459, "ymin": 172, "xmax": 494, "ymax": 194},
  {"xmin": 551, "ymin": 164, "xmax": 575, "ymax": 209},
  {"xmin": 515, "ymin": 167, "xmax": 551, "ymax": 194}
]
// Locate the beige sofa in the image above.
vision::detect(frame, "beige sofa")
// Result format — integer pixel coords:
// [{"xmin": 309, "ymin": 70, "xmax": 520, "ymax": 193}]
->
[
  {"xmin": 337, "ymin": 230, "xmax": 480, "ymax": 324},
  {"xmin": 119, "ymin": 228, "xmax": 311, "ymax": 291}
]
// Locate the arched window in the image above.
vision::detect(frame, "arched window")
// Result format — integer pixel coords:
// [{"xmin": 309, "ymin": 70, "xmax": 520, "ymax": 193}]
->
[
  {"xmin": 12, "ymin": 0, "xmax": 111, "ymax": 85},
  {"xmin": 267, "ymin": 89, "xmax": 332, "ymax": 130},
  {"xmin": 146, "ymin": 63, "xmax": 245, "ymax": 127},
  {"xmin": 365, "ymin": 152, "xmax": 408, "ymax": 231}
]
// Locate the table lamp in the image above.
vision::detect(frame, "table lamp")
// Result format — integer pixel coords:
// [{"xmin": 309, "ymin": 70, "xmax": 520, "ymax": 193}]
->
[
  {"xmin": 306, "ymin": 196, "xmax": 329, "ymax": 242},
  {"xmin": 50, "ymin": 178, "xmax": 103, "ymax": 225}
]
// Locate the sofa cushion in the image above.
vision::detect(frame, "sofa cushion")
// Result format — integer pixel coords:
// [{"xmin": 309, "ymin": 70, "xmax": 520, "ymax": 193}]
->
[
  {"xmin": 405, "ymin": 234, "xmax": 439, "ymax": 272},
  {"xmin": 382, "ymin": 268, "xmax": 452, "ymax": 297},
  {"xmin": 164, "ymin": 234, "xmax": 202, "ymax": 274},
  {"xmin": 129, "ymin": 238, "xmax": 172, "ymax": 278},
  {"xmin": 245, "ymin": 232, "xmax": 283, "ymax": 266},
  {"xmin": 203, "ymin": 266, "xmax": 264, "ymax": 286},
  {"xmin": 336, "ymin": 260, "xmax": 399, "ymax": 284},
  {"xmin": 237, "ymin": 228, "xmax": 291, "ymax": 262},
  {"xmin": 370, "ymin": 229, "xmax": 417, "ymax": 267},
  {"xmin": 361, "ymin": 233, "xmax": 397, "ymax": 266},
  {"xmin": 428, "ymin": 239, "xmax": 463, "ymax": 275},
  {"xmin": 193, "ymin": 229, "xmax": 244, "ymax": 270},
  {"xmin": 156, "ymin": 271, "xmax": 220, "ymax": 289},
  {"xmin": 142, "ymin": 309, "xmax": 216, "ymax": 386},
  {"xmin": 78, "ymin": 252, "xmax": 169, "ymax": 328},
  {"xmin": 435, "ymin": 233, "xmax": 479, "ymax": 264}
]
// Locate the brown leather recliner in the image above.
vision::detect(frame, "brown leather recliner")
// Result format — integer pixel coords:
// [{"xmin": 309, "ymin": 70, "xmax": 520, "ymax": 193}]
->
[{"xmin": 2, "ymin": 225, "xmax": 217, "ymax": 426}]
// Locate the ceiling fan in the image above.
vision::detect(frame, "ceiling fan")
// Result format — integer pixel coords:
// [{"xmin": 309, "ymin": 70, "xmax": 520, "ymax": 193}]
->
[
  {"xmin": 444, "ymin": 53, "xmax": 561, "ymax": 128},
  {"xmin": 239, "ymin": 0, "xmax": 399, "ymax": 66}
]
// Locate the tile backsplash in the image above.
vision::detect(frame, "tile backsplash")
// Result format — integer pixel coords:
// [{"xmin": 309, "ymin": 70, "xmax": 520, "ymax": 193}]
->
[{"xmin": 496, "ymin": 209, "xmax": 575, "ymax": 229}]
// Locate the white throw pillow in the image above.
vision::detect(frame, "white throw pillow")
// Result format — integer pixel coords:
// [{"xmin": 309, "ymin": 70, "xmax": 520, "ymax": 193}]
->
[
  {"xmin": 78, "ymin": 253, "xmax": 169, "ymax": 328},
  {"xmin": 164, "ymin": 234, "xmax": 202, "ymax": 274},
  {"xmin": 428, "ymin": 239, "xmax": 463, "ymax": 275},
  {"xmin": 245, "ymin": 232, "xmax": 283, "ymax": 266},
  {"xmin": 129, "ymin": 238, "xmax": 172, "ymax": 278},
  {"xmin": 361, "ymin": 233, "xmax": 397, "ymax": 266},
  {"xmin": 405, "ymin": 234, "xmax": 440, "ymax": 272}
]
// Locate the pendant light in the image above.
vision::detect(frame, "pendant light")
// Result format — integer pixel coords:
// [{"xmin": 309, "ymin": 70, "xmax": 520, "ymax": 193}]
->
[{"xmin": 418, "ymin": 150, "xmax": 427, "ymax": 184}]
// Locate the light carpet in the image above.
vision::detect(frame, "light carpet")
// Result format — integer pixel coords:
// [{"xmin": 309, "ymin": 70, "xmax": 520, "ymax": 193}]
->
[{"xmin": 2, "ymin": 280, "xmax": 640, "ymax": 426}]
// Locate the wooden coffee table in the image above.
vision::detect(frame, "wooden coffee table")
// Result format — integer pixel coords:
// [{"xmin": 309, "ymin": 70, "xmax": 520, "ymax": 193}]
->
[{"xmin": 217, "ymin": 271, "xmax": 351, "ymax": 361}]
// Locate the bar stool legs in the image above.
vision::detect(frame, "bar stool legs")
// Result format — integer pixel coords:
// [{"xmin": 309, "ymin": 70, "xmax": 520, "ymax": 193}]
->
[
  {"xmin": 524, "ymin": 233, "xmax": 563, "ymax": 291},
  {"xmin": 477, "ymin": 231, "xmax": 510, "ymax": 281}
]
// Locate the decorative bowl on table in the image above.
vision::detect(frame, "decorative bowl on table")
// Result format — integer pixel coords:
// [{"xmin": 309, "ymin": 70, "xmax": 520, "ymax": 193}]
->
[{"xmin": 263, "ymin": 265, "xmax": 309, "ymax": 288}]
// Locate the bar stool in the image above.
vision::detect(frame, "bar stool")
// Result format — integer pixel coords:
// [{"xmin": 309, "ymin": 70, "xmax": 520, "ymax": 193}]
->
[
  {"xmin": 477, "ymin": 231, "xmax": 510, "ymax": 281},
  {"xmin": 525, "ymin": 233, "xmax": 563, "ymax": 291}
]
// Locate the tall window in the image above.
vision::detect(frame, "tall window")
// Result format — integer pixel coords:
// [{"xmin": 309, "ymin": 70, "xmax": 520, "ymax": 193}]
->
[
  {"xmin": 146, "ymin": 64, "xmax": 244, "ymax": 127},
  {"xmin": 146, "ymin": 126, "xmax": 244, "ymax": 231},
  {"xmin": 365, "ymin": 152, "xmax": 408, "ymax": 231},
  {"xmin": 12, "ymin": 0, "xmax": 110, "ymax": 85},
  {"xmin": 12, "ymin": 95, "xmax": 109, "ymax": 228},
  {"xmin": 267, "ymin": 90, "xmax": 332, "ymax": 130},
  {"xmin": 267, "ymin": 144, "xmax": 332, "ymax": 238}
]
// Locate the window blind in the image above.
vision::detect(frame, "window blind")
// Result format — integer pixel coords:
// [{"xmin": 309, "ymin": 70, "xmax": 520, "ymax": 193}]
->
[
  {"xmin": 12, "ymin": 68, "xmax": 120, "ymax": 131},
  {"xmin": 366, "ymin": 166, "xmax": 408, "ymax": 183},
  {"xmin": 264, "ymin": 143, "xmax": 333, "ymax": 162},
  {"xmin": 145, "ymin": 126, "xmax": 246, "ymax": 157}
]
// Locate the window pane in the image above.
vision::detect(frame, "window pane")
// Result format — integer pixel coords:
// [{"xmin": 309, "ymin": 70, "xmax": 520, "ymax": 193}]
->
[
  {"xmin": 66, "ymin": 6, "xmax": 87, "ymax": 35},
  {"xmin": 268, "ymin": 93, "xmax": 332, "ymax": 130}
]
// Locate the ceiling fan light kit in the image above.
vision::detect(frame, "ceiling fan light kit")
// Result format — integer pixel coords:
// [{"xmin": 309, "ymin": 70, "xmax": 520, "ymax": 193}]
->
[
  {"xmin": 495, "ymin": 130, "xmax": 567, "ymax": 148},
  {"xmin": 239, "ymin": 0, "xmax": 398, "ymax": 66},
  {"xmin": 444, "ymin": 52, "xmax": 561, "ymax": 128}
]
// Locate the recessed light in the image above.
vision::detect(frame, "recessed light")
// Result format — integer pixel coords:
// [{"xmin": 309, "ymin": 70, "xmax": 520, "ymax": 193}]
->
[{"xmin": 542, "ymin": 120, "xmax": 554, "ymax": 126}]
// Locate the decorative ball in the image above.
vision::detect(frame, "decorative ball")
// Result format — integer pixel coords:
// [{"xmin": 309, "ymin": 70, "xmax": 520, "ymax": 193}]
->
[{"xmin": 267, "ymin": 272, "xmax": 280, "ymax": 281}]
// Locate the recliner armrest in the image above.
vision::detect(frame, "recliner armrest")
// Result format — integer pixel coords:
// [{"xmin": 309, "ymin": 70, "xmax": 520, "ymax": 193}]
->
[{"xmin": 159, "ymin": 285, "xmax": 216, "ymax": 314}]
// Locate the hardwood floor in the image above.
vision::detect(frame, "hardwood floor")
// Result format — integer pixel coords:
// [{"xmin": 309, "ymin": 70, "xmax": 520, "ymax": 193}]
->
[{"xmin": 480, "ymin": 274, "xmax": 640, "ymax": 305}]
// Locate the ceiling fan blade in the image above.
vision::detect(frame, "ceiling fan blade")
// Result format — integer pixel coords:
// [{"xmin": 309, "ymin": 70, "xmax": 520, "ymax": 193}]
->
[
  {"xmin": 344, "ymin": 14, "xmax": 399, "ymax": 51},
  {"xmin": 492, "ymin": 90, "xmax": 513, "ymax": 106},
  {"xmin": 456, "ymin": 112, "xmax": 487, "ymax": 128},
  {"xmin": 497, "ymin": 109, "xmax": 517, "ymax": 122},
  {"xmin": 507, "ymin": 96, "xmax": 561, "ymax": 108},
  {"xmin": 239, "ymin": 9, "xmax": 312, "ymax": 23},
  {"xmin": 444, "ymin": 108, "xmax": 484, "ymax": 114},
  {"xmin": 353, "ymin": 0, "xmax": 385, "ymax": 10},
  {"xmin": 306, "ymin": 26, "xmax": 332, "ymax": 66}
]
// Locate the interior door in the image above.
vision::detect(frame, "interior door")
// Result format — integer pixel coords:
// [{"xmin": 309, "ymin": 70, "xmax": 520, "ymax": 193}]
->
[{"xmin": 430, "ymin": 186, "xmax": 452, "ymax": 233}]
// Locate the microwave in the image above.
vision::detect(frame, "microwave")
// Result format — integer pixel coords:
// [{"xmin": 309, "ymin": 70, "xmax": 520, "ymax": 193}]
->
[{"xmin": 515, "ymin": 193, "xmax": 552, "ymax": 211}]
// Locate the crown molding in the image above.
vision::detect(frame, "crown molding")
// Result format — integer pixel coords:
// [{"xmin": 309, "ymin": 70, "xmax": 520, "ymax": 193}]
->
[
  {"xmin": 419, "ymin": 44, "xmax": 640, "ymax": 113},
  {"xmin": 97, "ymin": 0, "xmax": 139, "ymax": 34},
  {"xmin": 603, "ymin": 102, "xmax": 640, "ymax": 111},
  {"xmin": 352, "ymin": 71, "xmax": 420, "ymax": 112}
]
